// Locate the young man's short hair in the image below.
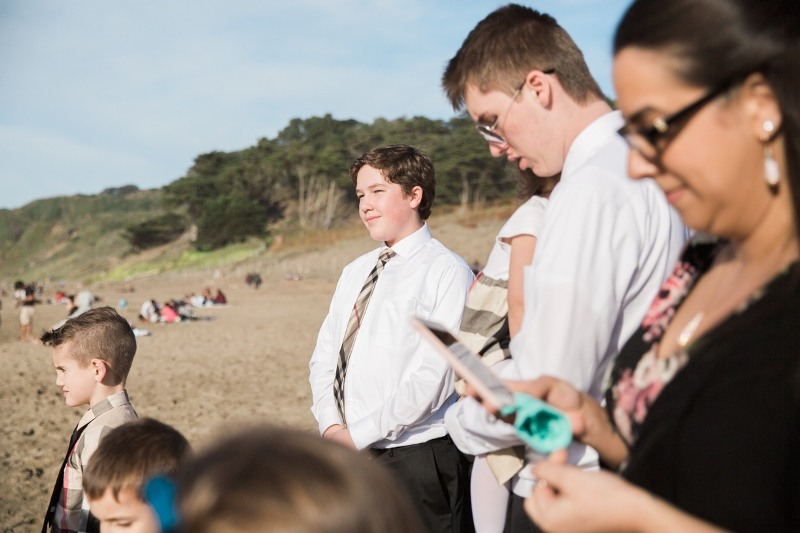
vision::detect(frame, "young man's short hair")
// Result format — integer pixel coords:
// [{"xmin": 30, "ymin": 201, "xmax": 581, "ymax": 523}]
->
[
  {"xmin": 348, "ymin": 144, "xmax": 435, "ymax": 220},
  {"xmin": 83, "ymin": 418, "xmax": 191, "ymax": 501},
  {"xmin": 40, "ymin": 306, "xmax": 136, "ymax": 384},
  {"xmin": 442, "ymin": 3, "xmax": 604, "ymax": 110}
]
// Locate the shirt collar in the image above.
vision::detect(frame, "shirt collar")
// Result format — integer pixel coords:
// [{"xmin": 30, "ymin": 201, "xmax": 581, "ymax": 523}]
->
[
  {"xmin": 77, "ymin": 389, "xmax": 131, "ymax": 429},
  {"xmin": 384, "ymin": 223, "xmax": 431, "ymax": 260},
  {"xmin": 561, "ymin": 110, "xmax": 624, "ymax": 182}
]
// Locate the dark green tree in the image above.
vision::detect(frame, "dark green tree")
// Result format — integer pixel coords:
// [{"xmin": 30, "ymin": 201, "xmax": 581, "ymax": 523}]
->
[
  {"xmin": 194, "ymin": 192, "xmax": 269, "ymax": 251},
  {"xmin": 124, "ymin": 212, "xmax": 188, "ymax": 252}
]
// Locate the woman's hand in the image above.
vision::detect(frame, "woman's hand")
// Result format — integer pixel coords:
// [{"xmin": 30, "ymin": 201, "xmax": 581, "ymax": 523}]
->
[
  {"xmin": 527, "ymin": 459, "xmax": 728, "ymax": 533},
  {"xmin": 506, "ymin": 377, "xmax": 587, "ymax": 435},
  {"xmin": 467, "ymin": 375, "xmax": 628, "ymax": 467},
  {"xmin": 526, "ymin": 460, "xmax": 645, "ymax": 533},
  {"xmin": 322, "ymin": 424, "xmax": 357, "ymax": 450}
]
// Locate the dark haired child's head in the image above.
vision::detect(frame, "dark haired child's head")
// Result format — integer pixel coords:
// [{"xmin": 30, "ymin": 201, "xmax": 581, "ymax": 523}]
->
[
  {"xmin": 349, "ymin": 145, "xmax": 435, "ymax": 247},
  {"xmin": 349, "ymin": 144, "xmax": 435, "ymax": 220},
  {"xmin": 41, "ymin": 306, "xmax": 136, "ymax": 407},
  {"xmin": 173, "ymin": 425, "xmax": 423, "ymax": 533},
  {"xmin": 84, "ymin": 418, "xmax": 191, "ymax": 533}
]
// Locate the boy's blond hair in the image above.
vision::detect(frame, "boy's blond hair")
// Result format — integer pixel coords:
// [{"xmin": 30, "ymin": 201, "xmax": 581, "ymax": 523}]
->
[
  {"xmin": 83, "ymin": 418, "xmax": 191, "ymax": 501},
  {"xmin": 40, "ymin": 306, "xmax": 136, "ymax": 384}
]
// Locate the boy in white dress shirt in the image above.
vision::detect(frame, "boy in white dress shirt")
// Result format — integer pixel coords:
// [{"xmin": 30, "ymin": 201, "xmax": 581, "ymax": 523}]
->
[{"xmin": 309, "ymin": 144, "xmax": 475, "ymax": 533}]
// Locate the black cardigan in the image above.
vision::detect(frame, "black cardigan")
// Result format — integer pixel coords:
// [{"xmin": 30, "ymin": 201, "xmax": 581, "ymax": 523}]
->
[{"xmin": 608, "ymin": 248, "xmax": 800, "ymax": 532}]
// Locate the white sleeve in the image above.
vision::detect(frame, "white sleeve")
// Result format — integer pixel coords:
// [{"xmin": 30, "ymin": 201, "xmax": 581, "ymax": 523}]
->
[{"xmin": 308, "ymin": 273, "xmax": 350, "ymax": 434}]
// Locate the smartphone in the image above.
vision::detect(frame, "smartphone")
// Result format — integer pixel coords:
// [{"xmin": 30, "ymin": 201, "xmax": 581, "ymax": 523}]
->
[
  {"xmin": 411, "ymin": 316, "xmax": 515, "ymax": 409},
  {"xmin": 412, "ymin": 315, "xmax": 573, "ymax": 453}
]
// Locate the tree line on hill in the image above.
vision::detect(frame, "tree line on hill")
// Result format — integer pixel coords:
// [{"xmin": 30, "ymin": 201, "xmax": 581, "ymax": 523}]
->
[
  {"xmin": 0, "ymin": 113, "xmax": 525, "ymax": 280},
  {"xmin": 127, "ymin": 113, "xmax": 522, "ymax": 251}
]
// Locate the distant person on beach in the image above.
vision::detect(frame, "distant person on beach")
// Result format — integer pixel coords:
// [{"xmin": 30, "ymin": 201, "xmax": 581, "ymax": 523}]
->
[
  {"xmin": 440, "ymin": 4, "xmax": 686, "ymax": 530},
  {"xmin": 212, "ymin": 289, "xmax": 227, "ymax": 305},
  {"xmin": 83, "ymin": 418, "xmax": 191, "ymax": 533},
  {"xmin": 186, "ymin": 292, "xmax": 207, "ymax": 308},
  {"xmin": 139, "ymin": 299, "xmax": 160, "ymax": 323},
  {"xmin": 157, "ymin": 299, "xmax": 196, "ymax": 323},
  {"xmin": 15, "ymin": 280, "xmax": 39, "ymax": 342},
  {"xmin": 245, "ymin": 272, "xmax": 262, "ymax": 289},
  {"xmin": 169, "ymin": 425, "xmax": 423, "ymax": 533},
  {"xmin": 40, "ymin": 306, "xmax": 139, "ymax": 533},
  {"xmin": 309, "ymin": 144, "xmax": 474, "ymax": 533},
  {"xmin": 53, "ymin": 290, "xmax": 98, "ymax": 330},
  {"xmin": 193, "ymin": 287, "xmax": 227, "ymax": 306},
  {"xmin": 73, "ymin": 291, "xmax": 97, "ymax": 317},
  {"xmin": 159, "ymin": 301, "xmax": 181, "ymax": 323},
  {"xmin": 14, "ymin": 280, "xmax": 26, "ymax": 338}
]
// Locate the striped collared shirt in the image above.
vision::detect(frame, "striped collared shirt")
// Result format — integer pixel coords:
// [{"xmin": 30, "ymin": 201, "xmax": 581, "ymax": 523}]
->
[{"xmin": 49, "ymin": 390, "xmax": 137, "ymax": 532}]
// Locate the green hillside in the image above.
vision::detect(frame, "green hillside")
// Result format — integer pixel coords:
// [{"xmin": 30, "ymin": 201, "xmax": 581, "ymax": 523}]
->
[
  {"xmin": 0, "ymin": 114, "xmax": 536, "ymax": 285},
  {"xmin": 0, "ymin": 187, "xmax": 170, "ymax": 282}
]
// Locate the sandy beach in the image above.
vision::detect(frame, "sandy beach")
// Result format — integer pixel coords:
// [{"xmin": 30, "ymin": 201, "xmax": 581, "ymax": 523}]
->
[{"xmin": 0, "ymin": 215, "xmax": 503, "ymax": 531}]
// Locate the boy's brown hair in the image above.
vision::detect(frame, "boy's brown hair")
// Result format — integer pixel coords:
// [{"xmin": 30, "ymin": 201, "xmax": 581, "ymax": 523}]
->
[
  {"xmin": 83, "ymin": 418, "xmax": 191, "ymax": 501},
  {"xmin": 348, "ymin": 144, "xmax": 435, "ymax": 220},
  {"xmin": 40, "ymin": 306, "xmax": 136, "ymax": 384},
  {"xmin": 442, "ymin": 3, "xmax": 604, "ymax": 110}
]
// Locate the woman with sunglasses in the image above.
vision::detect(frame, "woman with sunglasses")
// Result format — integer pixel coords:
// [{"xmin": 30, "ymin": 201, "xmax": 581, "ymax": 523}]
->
[{"xmin": 501, "ymin": 0, "xmax": 800, "ymax": 531}]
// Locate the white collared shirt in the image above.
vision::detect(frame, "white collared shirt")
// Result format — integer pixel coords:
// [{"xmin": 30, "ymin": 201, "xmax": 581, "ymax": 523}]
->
[
  {"xmin": 445, "ymin": 111, "xmax": 687, "ymax": 496},
  {"xmin": 310, "ymin": 223, "xmax": 474, "ymax": 450}
]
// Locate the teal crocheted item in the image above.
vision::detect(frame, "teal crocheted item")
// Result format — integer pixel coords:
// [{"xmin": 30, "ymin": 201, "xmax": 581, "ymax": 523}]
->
[{"xmin": 500, "ymin": 392, "xmax": 572, "ymax": 454}]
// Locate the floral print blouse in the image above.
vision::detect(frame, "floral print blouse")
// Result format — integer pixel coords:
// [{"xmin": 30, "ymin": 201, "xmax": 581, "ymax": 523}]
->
[{"xmin": 605, "ymin": 237, "xmax": 722, "ymax": 446}]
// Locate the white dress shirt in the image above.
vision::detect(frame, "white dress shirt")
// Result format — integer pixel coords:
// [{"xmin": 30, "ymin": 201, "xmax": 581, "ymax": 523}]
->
[
  {"xmin": 310, "ymin": 223, "xmax": 474, "ymax": 450},
  {"xmin": 445, "ymin": 111, "xmax": 687, "ymax": 496}
]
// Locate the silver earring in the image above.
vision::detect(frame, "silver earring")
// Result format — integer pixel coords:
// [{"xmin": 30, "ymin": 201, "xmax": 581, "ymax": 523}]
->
[{"xmin": 761, "ymin": 120, "xmax": 780, "ymax": 187}]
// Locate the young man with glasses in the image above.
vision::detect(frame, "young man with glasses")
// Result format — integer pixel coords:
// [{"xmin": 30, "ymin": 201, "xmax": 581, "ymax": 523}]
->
[{"xmin": 440, "ymin": 5, "xmax": 687, "ymax": 532}]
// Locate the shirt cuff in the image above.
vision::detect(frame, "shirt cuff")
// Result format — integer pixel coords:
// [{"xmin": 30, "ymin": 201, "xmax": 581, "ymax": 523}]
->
[
  {"xmin": 444, "ymin": 396, "xmax": 521, "ymax": 455},
  {"xmin": 316, "ymin": 406, "xmax": 343, "ymax": 436},
  {"xmin": 346, "ymin": 416, "xmax": 380, "ymax": 451}
]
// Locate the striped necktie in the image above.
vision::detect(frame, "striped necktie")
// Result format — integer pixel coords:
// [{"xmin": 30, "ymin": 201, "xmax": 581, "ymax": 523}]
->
[
  {"xmin": 334, "ymin": 248, "xmax": 395, "ymax": 424},
  {"xmin": 42, "ymin": 424, "xmax": 87, "ymax": 533}
]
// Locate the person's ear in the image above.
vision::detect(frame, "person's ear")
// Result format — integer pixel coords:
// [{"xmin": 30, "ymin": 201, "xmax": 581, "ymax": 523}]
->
[
  {"xmin": 525, "ymin": 69, "xmax": 555, "ymax": 109},
  {"xmin": 408, "ymin": 185, "xmax": 423, "ymax": 209},
  {"xmin": 741, "ymin": 72, "xmax": 782, "ymax": 140},
  {"xmin": 90, "ymin": 358, "xmax": 108, "ymax": 383}
]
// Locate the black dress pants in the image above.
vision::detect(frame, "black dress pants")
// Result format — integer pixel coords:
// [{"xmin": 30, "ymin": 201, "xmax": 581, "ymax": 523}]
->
[{"xmin": 374, "ymin": 435, "xmax": 474, "ymax": 533}]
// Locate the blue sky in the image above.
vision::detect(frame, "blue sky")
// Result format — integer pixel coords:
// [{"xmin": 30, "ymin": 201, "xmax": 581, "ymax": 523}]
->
[{"xmin": 0, "ymin": 0, "xmax": 631, "ymax": 209}]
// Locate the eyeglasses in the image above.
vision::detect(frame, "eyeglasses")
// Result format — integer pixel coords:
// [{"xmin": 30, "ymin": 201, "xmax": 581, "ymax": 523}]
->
[
  {"xmin": 475, "ymin": 69, "xmax": 556, "ymax": 145},
  {"xmin": 617, "ymin": 80, "xmax": 733, "ymax": 162}
]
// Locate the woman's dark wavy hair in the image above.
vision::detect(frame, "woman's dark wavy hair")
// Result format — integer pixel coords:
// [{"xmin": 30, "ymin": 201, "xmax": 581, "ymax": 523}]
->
[{"xmin": 614, "ymin": 0, "xmax": 800, "ymax": 241}]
